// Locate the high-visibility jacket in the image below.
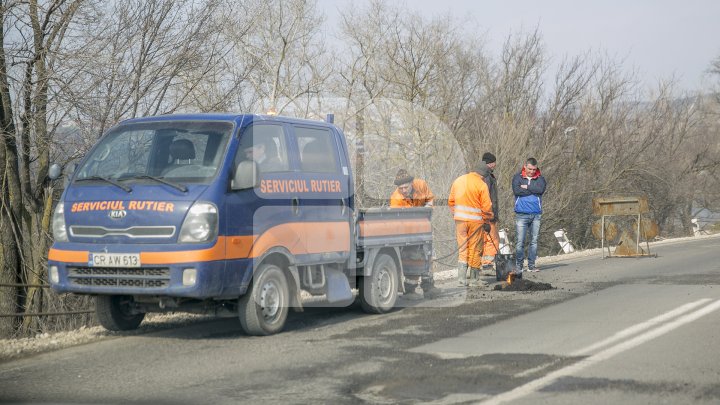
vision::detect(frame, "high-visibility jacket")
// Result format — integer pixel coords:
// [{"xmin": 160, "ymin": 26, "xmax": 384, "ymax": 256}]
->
[
  {"xmin": 390, "ymin": 178, "xmax": 434, "ymax": 208},
  {"xmin": 448, "ymin": 172, "xmax": 494, "ymax": 223}
]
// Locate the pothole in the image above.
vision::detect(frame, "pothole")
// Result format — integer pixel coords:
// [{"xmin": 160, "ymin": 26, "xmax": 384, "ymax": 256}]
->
[{"xmin": 494, "ymin": 279, "xmax": 554, "ymax": 291}]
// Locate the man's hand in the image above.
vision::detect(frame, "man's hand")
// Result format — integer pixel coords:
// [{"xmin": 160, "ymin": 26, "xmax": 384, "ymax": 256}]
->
[{"xmin": 482, "ymin": 223, "xmax": 491, "ymax": 233}]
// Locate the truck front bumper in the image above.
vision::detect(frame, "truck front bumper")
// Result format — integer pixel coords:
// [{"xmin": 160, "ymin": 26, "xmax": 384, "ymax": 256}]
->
[{"xmin": 47, "ymin": 242, "xmax": 253, "ymax": 299}]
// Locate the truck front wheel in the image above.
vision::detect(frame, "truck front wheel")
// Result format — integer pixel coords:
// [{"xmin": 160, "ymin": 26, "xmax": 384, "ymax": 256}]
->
[
  {"xmin": 360, "ymin": 253, "xmax": 398, "ymax": 314},
  {"xmin": 95, "ymin": 295, "xmax": 145, "ymax": 331},
  {"xmin": 238, "ymin": 263, "xmax": 289, "ymax": 335}
]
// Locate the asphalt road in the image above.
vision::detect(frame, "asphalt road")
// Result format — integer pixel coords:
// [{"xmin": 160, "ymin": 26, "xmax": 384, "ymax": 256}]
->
[{"xmin": 1, "ymin": 235, "xmax": 719, "ymax": 404}]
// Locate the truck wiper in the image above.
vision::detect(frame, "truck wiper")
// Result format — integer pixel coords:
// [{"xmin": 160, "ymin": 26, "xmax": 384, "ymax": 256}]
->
[
  {"xmin": 127, "ymin": 175, "xmax": 188, "ymax": 192},
  {"xmin": 75, "ymin": 176, "xmax": 132, "ymax": 192}
]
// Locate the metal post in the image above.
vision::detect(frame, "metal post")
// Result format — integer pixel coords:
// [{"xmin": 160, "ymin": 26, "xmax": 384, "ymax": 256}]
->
[
  {"xmin": 601, "ymin": 215, "xmax": 605, "ymax": 259},
  {"xmin": 636, "ymin": 214, "xmax": 641, "ymax": 255}
]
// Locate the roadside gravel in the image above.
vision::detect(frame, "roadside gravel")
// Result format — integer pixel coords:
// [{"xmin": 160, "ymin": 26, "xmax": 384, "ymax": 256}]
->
[{"xmin": 0, "ymin": 313, "xmax": 212, "ymax": 363}]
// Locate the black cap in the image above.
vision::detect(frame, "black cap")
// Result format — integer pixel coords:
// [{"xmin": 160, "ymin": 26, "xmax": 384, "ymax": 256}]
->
[
  {"xmin": 394, "ymin": 169, "xmax": 414, "ymax": 186},
  {"xmin": 482, "ymin": 152, "xmax": 496, "ymax": 164}
]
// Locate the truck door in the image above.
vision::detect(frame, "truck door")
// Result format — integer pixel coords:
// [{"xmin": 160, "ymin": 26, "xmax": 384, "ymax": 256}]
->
[
  {"xmin": 225, "ymin": 122, "xmax": 303, "ymax": 291},
  {"xmin": 292, "ymin": 124, "xmax": 352, "ymax": 265}
]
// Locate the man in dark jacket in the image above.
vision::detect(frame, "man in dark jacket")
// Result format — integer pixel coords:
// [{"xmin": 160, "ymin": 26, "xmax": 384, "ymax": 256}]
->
[
  {"xmin": 512, "ymin": 157, "xmax": 546, "ymax": 275},
  {"xmin": 480, "ymin": 153, "xmax": 500, "ymax": 274}
]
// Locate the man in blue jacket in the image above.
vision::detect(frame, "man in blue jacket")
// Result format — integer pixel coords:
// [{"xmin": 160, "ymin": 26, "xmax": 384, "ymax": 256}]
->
[{"xmin": 512, "ymin": 157, "xmax": 546, "ymax": 275}]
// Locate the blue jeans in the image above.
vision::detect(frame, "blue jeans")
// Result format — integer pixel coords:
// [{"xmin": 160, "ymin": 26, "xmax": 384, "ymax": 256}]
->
[{"xmin": 515, "ymin": 213, "xmax": 541, "ymax": 271}]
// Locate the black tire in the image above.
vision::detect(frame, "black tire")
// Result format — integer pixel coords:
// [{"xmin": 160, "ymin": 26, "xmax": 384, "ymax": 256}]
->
[
  {"xmin": 238, "ymin": 263, "xmax": 289, "ymax": 336},
  {"xmin": 95, "ymin": 295, "xmax": 145, "ymax": 331},
  {"xmin": 359, "ymin": 253, "xmax": 398, "ymax": 314}
]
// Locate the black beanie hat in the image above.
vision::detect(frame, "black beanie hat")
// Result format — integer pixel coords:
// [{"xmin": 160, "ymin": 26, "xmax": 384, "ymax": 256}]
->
[
  {"xmin": 482, "ymin": 152, "xmax": 496, "ymax": 164},
  {"xmin": 394, "ymin": 169, "xmax": 414, "ymax": 186}
]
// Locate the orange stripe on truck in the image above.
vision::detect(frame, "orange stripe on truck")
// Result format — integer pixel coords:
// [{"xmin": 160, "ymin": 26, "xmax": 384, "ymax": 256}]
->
[
  {"xmin": 48, "ymin": 238, "xmax": 229, "ymax": 264},
  {"xmin": 359, "ymin": 218, "xmax": 431, "ymax": 237},
  {"xmin": 225, "ymin": 222, "xmax": 350, "ymax": 259},
  {"xmin": 48, "ymin": 222, "xmax": 351, "ymax": 264}
]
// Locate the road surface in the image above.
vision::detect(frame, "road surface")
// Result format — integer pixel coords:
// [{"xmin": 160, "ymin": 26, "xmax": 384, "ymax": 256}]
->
[{"xmin": 1, "ymin": 235, "xmax": 719, "ymax": 404}]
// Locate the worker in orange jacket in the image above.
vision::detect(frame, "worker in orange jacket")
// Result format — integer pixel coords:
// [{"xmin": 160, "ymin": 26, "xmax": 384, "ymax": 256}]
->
[
  {"xmin": 390, "ymin": 169, "xmax": 434, "ymax": 208},
  {"xmin": 389, "ymin": 169, "xmax": 439, "ymax": 299},
  {"xmin": 448, "ymin": 163, "xmax": 494, "ymax": 286}
]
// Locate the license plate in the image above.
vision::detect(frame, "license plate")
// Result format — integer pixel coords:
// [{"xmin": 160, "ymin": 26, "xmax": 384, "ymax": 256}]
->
[{"xmin": 89, "ymin": 253, "xmax": 141, "ymax": 268}]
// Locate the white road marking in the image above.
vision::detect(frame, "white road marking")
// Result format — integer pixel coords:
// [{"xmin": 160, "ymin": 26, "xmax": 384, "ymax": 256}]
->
[
  {"xmin": 513, "ymin": 298, "xmax": 712, "ymax": 378},
  {"xmin": 570, "ymin": 298, "xmax": 713, "ymax": 356},
  {"xmin": 481, "ymin": 299, "xmax": 720, "ymax": 405}
]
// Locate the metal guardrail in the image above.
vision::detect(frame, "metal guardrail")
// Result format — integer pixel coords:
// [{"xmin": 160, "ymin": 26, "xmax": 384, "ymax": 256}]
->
[
  {"xmin": 0, "ymin": 283, "xmax": 50, "ymax": 288},
  {"xmin": 0, "ymin": 310, "xmax": 94, "ymax": 318}
]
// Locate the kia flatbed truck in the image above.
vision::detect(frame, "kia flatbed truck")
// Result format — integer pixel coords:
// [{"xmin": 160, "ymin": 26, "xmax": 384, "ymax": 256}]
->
[{"xmin": 47, "ymin": 114, "xmax": 433, "ymax": 335}]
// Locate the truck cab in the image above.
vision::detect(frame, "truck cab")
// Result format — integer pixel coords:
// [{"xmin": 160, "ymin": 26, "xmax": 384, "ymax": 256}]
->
[{"xmin": 48, "ymin": 114, "xmax": 433, "ymax": 335}]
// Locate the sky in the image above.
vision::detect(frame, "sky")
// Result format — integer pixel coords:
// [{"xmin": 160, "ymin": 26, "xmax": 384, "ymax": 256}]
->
[{"xmin": 318, "ymin": 0, "xmax": 720, "ymax": 94}]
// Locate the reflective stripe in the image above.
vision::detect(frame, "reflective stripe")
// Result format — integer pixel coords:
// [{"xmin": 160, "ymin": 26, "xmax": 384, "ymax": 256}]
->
[
  {"xmin": 455, "ymin": 204, "xmax": 483, "ymax": 213},
  {"xmin": 454, "ymin": 212, "xmax": 484, "ymax": 221}
]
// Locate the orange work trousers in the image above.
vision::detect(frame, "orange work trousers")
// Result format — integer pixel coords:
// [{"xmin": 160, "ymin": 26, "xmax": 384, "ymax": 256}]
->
[
  {"xmin": 455, "ymin": 220, "xmax": 486, "ymax": 269},
  {"xmin": 482, "ymin": 221, "xmax": 500, "ymax": 266}
]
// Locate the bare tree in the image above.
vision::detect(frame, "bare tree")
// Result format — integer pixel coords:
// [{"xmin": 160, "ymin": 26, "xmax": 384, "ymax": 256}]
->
[
  {"xmin": 226, "ymin": 0, "xmax": 330, "ymax": 115},
  {"xmin": 0, "ymin": 0, "xmax": 233, "ymax": 335},
  {"xmin": 334, "ymin": 1, "xmax": 488, "ymax": 263},
  {"xmin": 1, "ymin": 0, "xmax": 84, "ymax": 334},
  {"xmin": 64, "ymin": 0, "xmax": 230, "ymax": 145}
]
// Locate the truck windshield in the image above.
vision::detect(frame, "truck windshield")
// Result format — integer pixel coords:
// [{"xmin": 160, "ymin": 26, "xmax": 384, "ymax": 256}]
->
[{"xmin": 74, "ymin": 121, "xmax": 233, "ymax": 185}]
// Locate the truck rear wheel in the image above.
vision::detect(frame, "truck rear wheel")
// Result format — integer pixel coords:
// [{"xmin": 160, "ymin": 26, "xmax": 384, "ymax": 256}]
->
[
  {"xmin": 238, "ymin": 263, "xmax": 289, "ymax": 335},
  {"xmin": 360, "ymin": 253, "xmax": 398, "ymax": 314},
  {"xmin": 95, "ymin": 295, "xmax": 145, "ymax": 331}
]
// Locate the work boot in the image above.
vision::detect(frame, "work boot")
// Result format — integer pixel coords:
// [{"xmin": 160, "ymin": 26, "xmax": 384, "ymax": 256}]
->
[
  {"xmin": 422, "ymin": 285, "xmax": 441, "ymax": 299},
  {"xmin": 481, "ymin": 263, "xmax": 495, "ymax": 276},
  {"xmin": 469, "ymin": 267, "xmax": 488, "ymax": 287},
  {"xmin": 403, "ymin": 291, "xmax": 423, "ymax": 300},
  {"xmin": 457, "ymin": 263, "xmax": 468, "ymax": 286},
  {"xmin": 403, "ymin": 284, "xmax": 422, "ymax": 301},
  {"xmin": 403, "ymin": 282, "xmax": 422, "ymax": 300},
  {"xmin": 421, "ymin": 279, "xmax": 441, "ymax": 299}
]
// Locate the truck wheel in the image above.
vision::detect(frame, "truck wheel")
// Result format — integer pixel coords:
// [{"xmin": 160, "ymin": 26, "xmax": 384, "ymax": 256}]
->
[
  {"xmin": 238, "ymin": 263, "xmax": 289, "ymax": 335},
  {"xmin": 360, "ymin": 253, "xmax": 398, "ymax": 314},
  {"xmin": 95, "ymin": 295, "xmax": 145, "ymax": 331}
]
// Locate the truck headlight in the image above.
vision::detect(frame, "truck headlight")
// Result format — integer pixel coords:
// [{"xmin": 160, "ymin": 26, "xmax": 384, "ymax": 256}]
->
[
  {"xmin": 52, "ymin": 202, "xmax": 68, "ymax": 242},
  {"xmin": 178, "ymin": 202, "xmax": 218, "ymax": 243}
]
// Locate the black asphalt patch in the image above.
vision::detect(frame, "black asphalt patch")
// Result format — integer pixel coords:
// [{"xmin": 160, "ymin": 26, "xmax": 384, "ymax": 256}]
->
[{"xmin": 493, "ymin": 279, "xmax": 554, "ymax": 291}]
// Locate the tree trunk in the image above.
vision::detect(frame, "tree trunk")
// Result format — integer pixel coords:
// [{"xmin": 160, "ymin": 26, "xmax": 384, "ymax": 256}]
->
[{"xmin": 0, "ymin": 5, "xmax": 23, "ymax": 337}]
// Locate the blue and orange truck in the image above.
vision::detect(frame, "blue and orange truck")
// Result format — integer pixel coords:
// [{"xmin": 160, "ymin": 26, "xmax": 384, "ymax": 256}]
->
[{"xmin": 47, "ymin": 113, "xmax": 434, "ymax": 335}]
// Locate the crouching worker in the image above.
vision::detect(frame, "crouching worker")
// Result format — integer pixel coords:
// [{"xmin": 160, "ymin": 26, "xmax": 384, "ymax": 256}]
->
[
  {"xmin": 390, "ymin": 168, "xmax": 434, "ymax": 208},
  {"xmin": 448, "ymin": 163, "xmax": 494, "ymax": 287},
  {"xmin": 390, "ymin": 169, "xmax": 440, "ymax": 299}
]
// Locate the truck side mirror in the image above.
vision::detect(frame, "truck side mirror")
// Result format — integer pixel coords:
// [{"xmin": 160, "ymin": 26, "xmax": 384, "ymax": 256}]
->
[
  {"xmin": 231, "ymin": 160, "xmax": 259, "ymax": 190},
  {"xmin": 48, "ymin": 163, "xmax": 62, "ymax": 180}
]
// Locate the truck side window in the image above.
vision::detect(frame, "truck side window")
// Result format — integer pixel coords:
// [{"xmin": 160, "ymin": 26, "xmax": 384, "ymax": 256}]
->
[
  {"xmin": 296, "ymin": 127, "xmax": 338, "ymax": 173},
  {"xmin": 237, "ymin": 124, "xmax": 288, "ymax": 173}
]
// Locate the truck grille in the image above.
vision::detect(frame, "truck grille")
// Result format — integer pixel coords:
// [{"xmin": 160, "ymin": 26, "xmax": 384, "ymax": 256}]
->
[
  {"xmin": 68, "ymin": 267, "xmax": 170, "ymax": 289},
  {"xmin": 69, "ymin": 226, "xmax": 175, "ymax": 238}
]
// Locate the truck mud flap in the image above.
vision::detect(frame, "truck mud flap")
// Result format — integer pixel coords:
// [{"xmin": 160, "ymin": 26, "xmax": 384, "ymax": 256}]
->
[{"xmin": 325, "ymin": 268, "xmax": 353, "ymax": 304}]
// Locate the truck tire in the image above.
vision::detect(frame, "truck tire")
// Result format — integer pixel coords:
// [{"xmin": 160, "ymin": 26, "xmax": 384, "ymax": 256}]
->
[
  {"xmin": 95, "ymin": 295, "xmax": 145, "ymax": 331},
  {"xmin": 359, "ymin": 253, "xmax": 398, "ymax": 314},
  {"xmin": 238, "ymin": 263, "xmax": 289, "ymax": 335}
]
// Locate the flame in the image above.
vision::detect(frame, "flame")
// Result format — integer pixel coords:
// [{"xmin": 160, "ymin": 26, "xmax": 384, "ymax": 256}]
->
[{"xmin": 506, "ymin": 271, "xmax": 516, "ymax": 285}]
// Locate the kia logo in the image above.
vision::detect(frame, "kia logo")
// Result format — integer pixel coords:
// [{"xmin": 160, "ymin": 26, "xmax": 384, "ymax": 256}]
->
[{"xmin": 109, "ymin": 210, "xmax": 127, "ymax": 219}]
